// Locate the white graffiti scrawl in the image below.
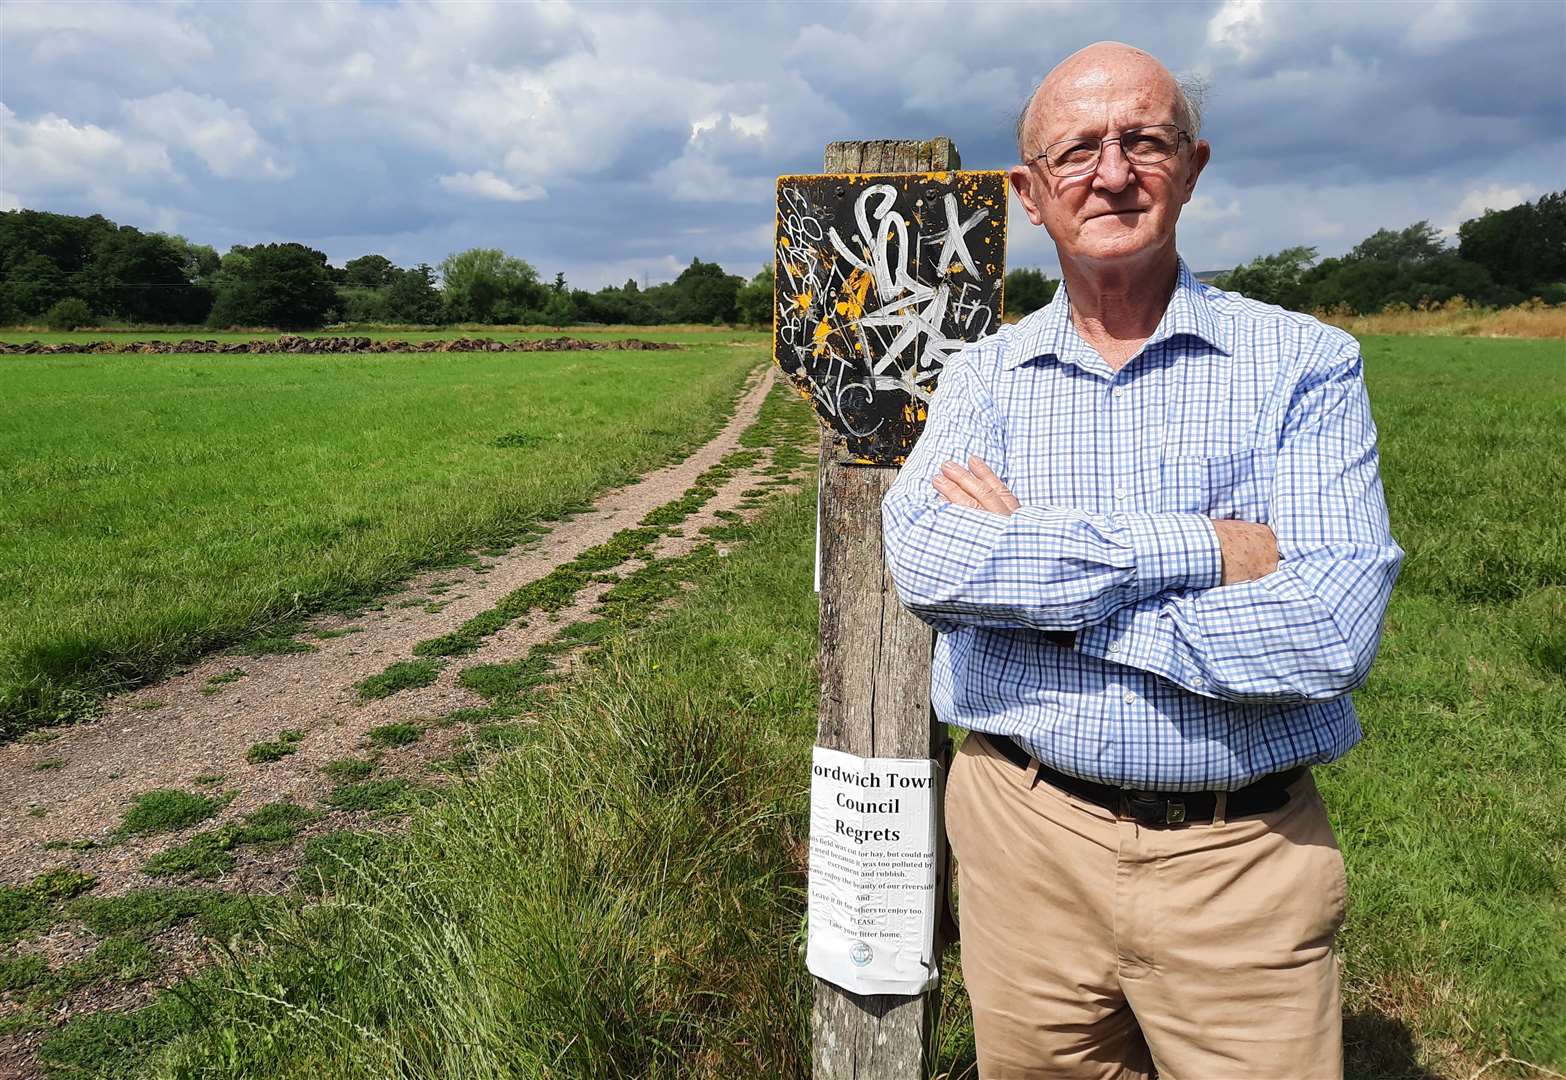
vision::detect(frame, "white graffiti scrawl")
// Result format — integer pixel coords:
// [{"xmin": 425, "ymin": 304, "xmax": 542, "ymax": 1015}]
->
[{"xmin": 773, "ymin": 171, "xmax": 1006, "ymax": 464}]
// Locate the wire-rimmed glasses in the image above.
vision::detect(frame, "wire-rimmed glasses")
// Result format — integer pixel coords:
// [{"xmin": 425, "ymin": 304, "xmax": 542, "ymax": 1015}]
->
[{"xmin": 1024, "ymin": 124, "xmax": 1191, "ymax": 177}]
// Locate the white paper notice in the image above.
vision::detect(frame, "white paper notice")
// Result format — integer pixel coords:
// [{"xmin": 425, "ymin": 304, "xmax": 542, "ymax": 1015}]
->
[{"xmin": 807, "ymin": 746, "xmax": 939, "ymax": 996}]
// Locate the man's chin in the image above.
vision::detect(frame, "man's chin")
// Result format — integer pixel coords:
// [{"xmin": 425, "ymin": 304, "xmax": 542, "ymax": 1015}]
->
[{"xmin": 1072, "ymin": 231, "xmax": 1162, "ymax": 264}]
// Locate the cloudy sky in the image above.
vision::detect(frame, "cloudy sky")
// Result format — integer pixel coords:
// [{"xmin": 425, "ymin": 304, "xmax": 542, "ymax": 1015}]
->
[{"xmin": 3, "ymin": 0, "xmax": 1562, "ymax": 288}]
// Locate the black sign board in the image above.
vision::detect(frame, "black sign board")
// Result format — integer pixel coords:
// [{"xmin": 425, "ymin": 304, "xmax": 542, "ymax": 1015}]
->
[{"xmin": 773, "ymin": 170, "xmax": 1007, "ymax": 464}]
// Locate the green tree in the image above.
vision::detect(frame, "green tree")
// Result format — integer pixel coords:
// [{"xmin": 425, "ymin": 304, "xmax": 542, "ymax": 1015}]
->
[
  {"xmin": 384, "ymin": 264, "xmax": 445, "ymax": 324},
  {"xmin": 344, "ymin": 254, "xmax": 397, "ymax": 288},
  {"xmin": 85, "ymin": 226, "xmax": 197, "ymax": 323},
  {"xmin": 1212, "ymin": 246, "xmax": 1318, "ymax": 309},
  {"xmin": 1, "ymin": 252, "xmax": 68, "ymax": 320},
  {"xmin": 336, "ymin": 286, "xmax": 391, "ymax": 324},
  {"xmin": 734, "ymin": 264, "xmax": 775, "ymax": 325},
  {"xmin": 1459, "ymin": 191, "xmax": 1566, "ymax": 291},
  {"xmin": 437, "ymin": 248, "xmax": 547, "ymax": 324},
  {"xmin": 1004, "ymin": 267, "xmax": 1059, "ymax": 316},
  {"xmin": 667, "ymin": 258, "xmax": 742, "ymax": 324},
  {"xmin": 0, "ymin": 210, "xmax": 113, "ymax": 319},
  {"xmin": 1348, "ymin": 221, "xmax": 1445, "ymax": 265},
  {"xmin": 156, "ymin": 233, "xmax": 221, "ymax": 284},
  {"xmin": 207, "ymin": 243, "xmax": 338, "ymax": 329},
  {"xmin": 572, "ymin": 282, "xmax": 663, "ymax": 325},
  {"xmin": 540, "ymin": 289, "xmax": 576, "ymax": 327}
]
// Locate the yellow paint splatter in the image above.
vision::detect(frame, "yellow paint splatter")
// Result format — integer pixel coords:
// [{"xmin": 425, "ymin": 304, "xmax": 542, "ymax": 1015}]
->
[
  {"xmin": 793, "ymin": 289, "xmax": 814, "ymax": 312},
  {"xmin": 811, "ymin": 317, "xmax": 834, "ymax": 357},
  {"xmin": 834, "ymin": 267, "xmax": 872, "ymax": 320}
]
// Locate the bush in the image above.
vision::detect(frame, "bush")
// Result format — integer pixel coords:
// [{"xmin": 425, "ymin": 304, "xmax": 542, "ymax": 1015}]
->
[{"xmin": 43, "ymin": 298, "xmax": 94, "ymax": 331}]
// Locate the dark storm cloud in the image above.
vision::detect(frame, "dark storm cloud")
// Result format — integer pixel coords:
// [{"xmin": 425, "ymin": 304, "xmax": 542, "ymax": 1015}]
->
[{"xmin": 3, "ymin": 0, "xmax": 1561, "ymax": 287}]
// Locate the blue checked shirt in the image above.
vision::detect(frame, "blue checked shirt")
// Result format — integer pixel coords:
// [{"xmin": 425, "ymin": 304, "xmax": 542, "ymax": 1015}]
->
[{"xmin": 882, "ymin": 260, "xmax": 1403, "ymax": 792}]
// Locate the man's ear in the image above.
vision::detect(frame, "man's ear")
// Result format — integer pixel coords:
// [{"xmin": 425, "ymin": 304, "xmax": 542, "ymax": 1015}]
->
[
  {"xmin": 1181, "ymin": 139, "xmax": 1211, "ymax": 204},
  {"xmin": 1008, "ymin": 166, "xmax": 1047, "ymax": 226}
]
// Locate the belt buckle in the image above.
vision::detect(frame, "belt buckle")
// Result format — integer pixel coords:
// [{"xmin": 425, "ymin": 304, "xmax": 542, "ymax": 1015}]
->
[{"xmin": 1125, "ymin": 791, "xmax": 1185, "ymax": 826}]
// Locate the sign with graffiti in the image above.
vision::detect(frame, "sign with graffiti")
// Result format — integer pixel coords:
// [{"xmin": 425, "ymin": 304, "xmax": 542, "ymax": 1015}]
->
[{"xmin": 773, "ymin": 170, "xmax": 1006, "ymax": 465}]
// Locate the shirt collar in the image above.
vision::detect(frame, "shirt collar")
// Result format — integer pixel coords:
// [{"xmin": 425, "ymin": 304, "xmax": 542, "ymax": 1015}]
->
[{"xmin": 1003, "ymin": 256, "xmax": 1230, "ymax": 370}]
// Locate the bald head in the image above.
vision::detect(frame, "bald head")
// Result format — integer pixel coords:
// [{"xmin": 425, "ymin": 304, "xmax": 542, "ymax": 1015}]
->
[{"xmin": 1015, "ymin": 42, "xmax": 1203, "ymax": 160}]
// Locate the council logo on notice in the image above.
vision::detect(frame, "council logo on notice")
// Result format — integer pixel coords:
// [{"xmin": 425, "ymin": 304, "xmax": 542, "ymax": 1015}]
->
[{"xmin": 849, "ymin": 941, "xmax": 873, "ymax": 967}]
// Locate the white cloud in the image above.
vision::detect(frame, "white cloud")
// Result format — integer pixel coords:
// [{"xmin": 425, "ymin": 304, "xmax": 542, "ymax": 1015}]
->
[
  {"xmin": 1, "ymin": 0, "xmax": 1558, "ymax": 289},
  {"xmin": 730, "ymin": 110, "xmax": 769, "ymax": 139},
  {"xmin": 1453, "ymin": 184, "xmax": 1531, "ymax": 222},
  {"xmin": 1206, "ymin": 0, "xmax": 1270, "ymax": 62},
  {"xmin": 1181, "ymin": 195, "xmax": 1244, "ymax": 226},
  {"xmin": 0, "ymin": 101, "xmax": 175, "ymax": 191},
  {"xmin": 437, "ymin": 170, "xmax": 547, "ymax": 203},
  {"xmin": 651, "ymin": 155, "xmax": 771, "ymax": 204},
  {"xmin": 1404, "ymin": 0, "xmax": 1478, "ymax": 53},
  {"xmin": 6, "ymin": 1, "xmax": 214, "ymax": 70},
  {"xmin": 122, "ymin": 90, "xmax": 290, "ymax": 179}
]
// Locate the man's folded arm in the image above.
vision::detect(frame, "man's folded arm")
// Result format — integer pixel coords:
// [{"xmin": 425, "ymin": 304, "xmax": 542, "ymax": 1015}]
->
[
  {"xmin": 1074, "ymin": 340, "xmax": 1404, "ymax": 703},
  {"xmin": 882, "ymin": 358, "xmax": 1224, "ymax": 636}
]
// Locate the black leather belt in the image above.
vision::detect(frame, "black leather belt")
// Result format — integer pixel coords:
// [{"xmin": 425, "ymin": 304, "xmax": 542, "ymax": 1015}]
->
[{"xmin": 975, "ymin": 731, "xmax": 1302, "ymax": 826}]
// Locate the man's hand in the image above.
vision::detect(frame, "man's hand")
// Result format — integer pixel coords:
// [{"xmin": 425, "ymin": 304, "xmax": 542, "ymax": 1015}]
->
[
  {"xmin": 932, "ymin": 456, "xmax": 1019, "ymax": 516},
  {"xmin": 1212, "ymin": 519, "xmax": 1279, "ymax": 584}
]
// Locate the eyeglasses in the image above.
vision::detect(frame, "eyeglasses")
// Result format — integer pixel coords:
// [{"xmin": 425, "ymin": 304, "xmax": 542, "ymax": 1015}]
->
[{"xmin": 1024, "ymin": 124, "xmax": 1190, "ymax": 177}]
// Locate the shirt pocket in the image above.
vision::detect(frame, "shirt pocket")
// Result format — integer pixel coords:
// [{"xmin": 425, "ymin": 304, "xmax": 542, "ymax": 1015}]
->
[{"xmin": 1159, "ymin": 447, "xmax": 1276, "ymax": 523}]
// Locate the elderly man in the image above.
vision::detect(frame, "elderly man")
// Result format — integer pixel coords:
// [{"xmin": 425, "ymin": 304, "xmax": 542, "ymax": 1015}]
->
[{"xmin": 881, "ymin": 42, "xmax": 1403, "ymax": 1079}]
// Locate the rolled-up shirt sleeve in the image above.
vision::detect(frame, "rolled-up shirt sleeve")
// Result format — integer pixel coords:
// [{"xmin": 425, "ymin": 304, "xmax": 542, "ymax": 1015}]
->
[
  {"xmin": 1074, "ymin": 338, "xmax": 1404, "ymax": 702},
  {"xmin": 882, "ymin": 354, "xmax": 1223, "ymax": 636}
]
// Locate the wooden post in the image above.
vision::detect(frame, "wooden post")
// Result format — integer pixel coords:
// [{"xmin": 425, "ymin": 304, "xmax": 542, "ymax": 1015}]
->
[{"xmin": 811, "ymin": 137, "xmax": 961, "ymax": 1080}]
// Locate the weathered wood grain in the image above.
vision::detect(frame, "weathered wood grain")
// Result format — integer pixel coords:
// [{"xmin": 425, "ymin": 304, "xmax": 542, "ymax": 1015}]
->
[{"xmin": 812, "ymin": 137, "xmax": 960, "ymax": 1080}]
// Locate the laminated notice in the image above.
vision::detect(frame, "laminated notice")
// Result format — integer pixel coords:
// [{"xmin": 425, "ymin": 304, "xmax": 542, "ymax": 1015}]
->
[{"xmin": 806, "ymin": 746, "xmax": 939, "ymax": 995}]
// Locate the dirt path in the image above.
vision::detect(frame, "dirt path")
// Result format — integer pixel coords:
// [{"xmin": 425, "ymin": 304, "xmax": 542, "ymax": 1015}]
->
[{"xmin": 0, "ymin": 364, "xmax": 793, "ymax": 899}]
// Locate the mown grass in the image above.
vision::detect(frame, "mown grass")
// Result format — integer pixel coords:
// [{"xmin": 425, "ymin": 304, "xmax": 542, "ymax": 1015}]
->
[
  {"xmin": 1322, "ymin": 335, "xmax": 1566, "ymax": 1075},
  {"xmin": 0, "ymin": 342, "xmax": 758, "ymax": 736},
  {"xmin": 0, "ymin": 325, "xmax": 771, "ymax": 347},
  {"xmin": 21, "ymin": 338, "xmax": 1563, "ymax": 1077}
]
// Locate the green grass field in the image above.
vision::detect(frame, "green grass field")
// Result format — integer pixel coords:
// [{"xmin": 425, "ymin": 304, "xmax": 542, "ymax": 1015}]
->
[
  {"xmin": 0, "ymin": 325, "xmax": 756, "ymax": 346},
  {"xmin": 9, "ymin": 334, "xmax": 1563, "ymax": 1077},
  {"xmin": 0, "ymin": 337, "xmax": 763, "ymax": 736}
]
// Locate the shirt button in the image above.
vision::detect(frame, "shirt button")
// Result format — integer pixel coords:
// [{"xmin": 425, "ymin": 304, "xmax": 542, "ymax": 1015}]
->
[
  {"xmin": 1115, "ymin": 486, "xmax": 1128, "ymax": 499},
  {"xmin": 1113, "ymin": 386, "xmax": 1126, "ymax": 399},
  {"xmin": 1108, "ymin": 640, "xmax": 1120, "ymax": 653},
  {"xmin": 1122, "ymin": 691, "xmax": 1136, "ymax": 705}
]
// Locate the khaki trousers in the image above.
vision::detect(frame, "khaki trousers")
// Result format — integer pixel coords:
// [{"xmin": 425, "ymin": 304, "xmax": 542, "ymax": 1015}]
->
[{"xmin": 946, "ymin": 732, "xmax": 1346, "ymax": 1080}]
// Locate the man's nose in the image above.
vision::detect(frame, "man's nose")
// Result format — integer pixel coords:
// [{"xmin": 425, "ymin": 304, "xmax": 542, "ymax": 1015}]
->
[{"xmin": 1092, "ymin": 140, "xmax": 1135, "ymax": 193}]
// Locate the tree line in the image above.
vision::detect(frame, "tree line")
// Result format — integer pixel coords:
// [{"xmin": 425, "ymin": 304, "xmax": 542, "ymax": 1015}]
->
[
  {"xmin": 1212, "ymin": 192, "xmax": 1565, "ymax": 313},
  {"xmin": 0, "ymin": 209, "xmax": 775, "ymax": 330},
  {"xmin": 5, "ymin": 192, "xmax": 1556, "ymax": 331}
]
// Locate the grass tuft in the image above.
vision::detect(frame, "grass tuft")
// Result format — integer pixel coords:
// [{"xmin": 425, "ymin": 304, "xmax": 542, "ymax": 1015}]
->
[
  {"xmin": 143, "ymin": 803, "xmax": 318, "ymax": 880},
  {"xmin": 366, "ymin": 722, "xmax": 421, "ymax": 748},
  {"xmin": 354, "ymin": 659, "xmax": 442, "ymax": 701},
  {"xmin": 117, "ymin": 789, "xmax": 228, "ymax": 837},
  {"xmin": 325, "ymin": 779, "xmax": 416, "ymax": 813},
  {"xmin": 321, "ymin": 758, "xmax": 376, "ymax": 783}
]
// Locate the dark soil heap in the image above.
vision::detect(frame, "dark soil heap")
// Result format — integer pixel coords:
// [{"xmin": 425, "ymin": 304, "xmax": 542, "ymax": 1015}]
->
[{"xmin": 0, "ymin": 335, "xmax": 680, "ymax": 355}]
